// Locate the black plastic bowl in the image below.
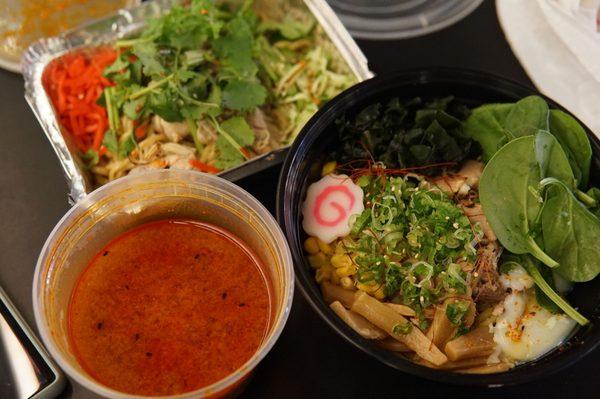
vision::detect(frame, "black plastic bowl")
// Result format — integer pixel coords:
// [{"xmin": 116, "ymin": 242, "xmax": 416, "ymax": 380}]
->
[{"xmin": 276, "ymin": 69, "xmax": 600, "ymax": 386}]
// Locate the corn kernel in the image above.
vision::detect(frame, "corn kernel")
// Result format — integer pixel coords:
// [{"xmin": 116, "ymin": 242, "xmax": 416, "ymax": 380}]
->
[
  {"xmin": 316, "ymin": 265, "xmax": 333, "ymax": 283},
  {"xmin": 308, "ymin": 252, "xmax": 328, "ymax": 269},
  {"xmin": 340, "ymin": 276, "xmax": 355, "ymax": 290},
  {"xmin": 317, "ymin": 239, "xmax": 334, "ymax": 255},
  {"xmin": 331, "ymin": 253, "xmax": 353, "ymax": 269},
  {"xmin": 334, "ymin": 243, "xmax": 346, "ymax": 255},
  {"xmin": 373, "ymin": 286, "xmax": 386, "ymax": 300},
  {"xmin": 356, "ymin": 282, "xmax": 373, "ymax": 293},
  {"xmin": 304, "ymin": 237, "xmax": 320, "ymax": 255},
  {"xmin": 321, "ymin": 161, "xmax": 337, "ymax": 176},
  {"xmin": 357, "ymin": 281, "xmax": 381, "ymax": 294},
  {"xmin": 336, "ymin": 265, "xmax": 357, "ymax": 278}
]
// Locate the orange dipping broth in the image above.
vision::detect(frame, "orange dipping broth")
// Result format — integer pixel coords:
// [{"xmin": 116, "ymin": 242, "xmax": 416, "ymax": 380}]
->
[{"xmin": 67, "ymin": 219, "xmax": 272, "ymax": 396}]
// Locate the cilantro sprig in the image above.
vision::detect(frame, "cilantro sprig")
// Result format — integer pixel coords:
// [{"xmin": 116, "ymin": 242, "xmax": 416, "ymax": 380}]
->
[{"xmin": 101, "ymin": 0, "xmax": 269, "ymax": 169}]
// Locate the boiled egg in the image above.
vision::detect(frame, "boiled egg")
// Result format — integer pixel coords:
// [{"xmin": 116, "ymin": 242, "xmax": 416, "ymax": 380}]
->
[
  {"xmin": 493, "ymin": 290, "xmax": 575, "ymax": 362},
  {"xmin": 499, "ymin": 264, "xmax": 534, "ymax": 291}
]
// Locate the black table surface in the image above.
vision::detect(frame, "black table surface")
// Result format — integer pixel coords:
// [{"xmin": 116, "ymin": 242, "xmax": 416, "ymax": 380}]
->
[{"xmin": 0, "ymin": 1, "xmax": 598, "ymax": 398}]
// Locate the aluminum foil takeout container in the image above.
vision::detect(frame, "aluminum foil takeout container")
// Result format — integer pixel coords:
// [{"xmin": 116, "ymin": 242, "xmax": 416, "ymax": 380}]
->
[{"xmin": 22, "ymin": 0, "xmax": 372, "ymax": 204}]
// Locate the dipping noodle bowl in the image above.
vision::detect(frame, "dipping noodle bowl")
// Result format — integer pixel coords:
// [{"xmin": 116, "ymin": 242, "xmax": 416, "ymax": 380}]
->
[{"xmin": 33, "ymin": 170, "xmax": 293, "ymax": 398}]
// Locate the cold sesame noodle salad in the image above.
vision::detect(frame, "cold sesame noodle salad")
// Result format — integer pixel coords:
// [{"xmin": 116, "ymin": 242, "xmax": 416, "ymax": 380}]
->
[
  {"xmin": 301, "ymin": 96, "xmax": 600, "ymax": 373},
  {"xmin": 43, "ymin": 0, "xmax": 356, "ymax": 187}
]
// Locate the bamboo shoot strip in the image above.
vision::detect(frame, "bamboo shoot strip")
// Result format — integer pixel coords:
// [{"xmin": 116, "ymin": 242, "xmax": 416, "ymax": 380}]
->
[
  {"xmin": 351, "ymin": 291, "xmax": 448, "ymax": 366},
  {"xmin": 385, "ymin": 303, "xmax": 417, "ymax": 317},
  {"xmin": 329, "ymin": 301, "xmax": 387, "ymax": 340},
  {"xmin": 321, "ymin": 282, "xmax": 355, "ymax": 309},
  {"xmin": 444, "ymin": 324, "xmax": 495, "ymax": 361},
  {"xmin": 456, "ymin": 362, "xmax": 513, "ymax": 374},
  {"xmin": 427, "ymin": 302, "xmax": 457, "ymax": 349}
]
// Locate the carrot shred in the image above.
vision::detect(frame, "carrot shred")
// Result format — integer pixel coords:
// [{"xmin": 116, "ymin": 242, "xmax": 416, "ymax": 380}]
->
[
  {"xmin": 189, "ymin": 159, "xmax": 221, "ymax": 174},
  {"xmin": 43, "ymin": 46, "xmax": 117, "ymax": 156},
  {"xmin": 134, "ymin": 123, "xmax": 149, "ymax": 139}
]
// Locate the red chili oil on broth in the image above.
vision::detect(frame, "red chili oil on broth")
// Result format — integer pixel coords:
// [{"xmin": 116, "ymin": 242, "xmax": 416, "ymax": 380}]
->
[{"xmin": 68, "ymin": 219, "xmax": 271, "ymax": 396}]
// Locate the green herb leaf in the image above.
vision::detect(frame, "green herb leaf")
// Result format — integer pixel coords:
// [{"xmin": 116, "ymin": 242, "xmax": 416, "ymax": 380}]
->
[
  {"xmin": 220, "ymin": 116, "xmax": 255, "ymax": 147},
  {"xmin": 103, "ymin": 55, "xmax": 130, "ymax": 76},
  {"xmin": 259, "ymin": 17, "xmax": 315, "ymax": 40},
  {"xmin": 214, "ymin": 136, "xmax": 244, "ymax": 169},
  {"xmin": 82, "ymin": 149, "xmax": 99, "ymax": 168},
  {"xmin": 391, "ymin": 322, "xmax": 413, "ymax": 336},
  {"xmin": 123, "ymin": 97, "xmax": 146, "ymax": 120},
  {"xmin": 214, "ymin": 15, "xmax": 257, "ymax": 78},
  {"xmin": 148, "ymin": 89, "xmax": 183, "ymax": 122},
  {"xmin": 132, "ymin": 42, "xmax": 165, "ymax": 77},
  {"xmin": 445, "ymin": 300, "xmax": 470, "ymax": 326},
  {"xmin": 222, "ymin": 79, "xmax": 266, "ymax": 111},
  {"xmin": 350, "ymin": 209, "xmax": 371, "ymax": 236},
  {"xmin": 102, "ymin": 129, "xmax": 119, "ymax": 155},
  {"xmin": 213, "ymin": 116, "xmax": 255, "ymax": 169},
  {"xmin": 119, "ymin": 133, "xmax": 136, "ymax": 158}
]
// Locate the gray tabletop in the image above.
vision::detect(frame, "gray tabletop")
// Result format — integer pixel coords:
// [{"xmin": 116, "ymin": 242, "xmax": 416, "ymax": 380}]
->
[{"xmin": 0, "ymin": 2, "xmax": 598, "ymax": 398}]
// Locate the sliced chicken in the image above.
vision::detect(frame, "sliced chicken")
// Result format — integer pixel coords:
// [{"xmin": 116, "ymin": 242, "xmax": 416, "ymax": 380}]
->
[
  {"xmin": 432, "ymin": 160, "xmax": 484, "ymax": 197},
  {"xmin": 152, "ymin": 116, "xmax": 189, "ymax": 142},
  {"xmin": 161, "ymin": 142, "xmax": 196, "ymax": 170},
  {"xmin": 432, "ymin": 174, "xmax": 468, "ymax": 196},
  {"xmin": 196, "ymin": 120, "xmax": 218, "ymax": 145},
  {"xmin": 459, "ymin": 160, "xmax": 484, "ymax": 188},
  {"xmin": 462, "ymin": 202, "xmax": 496, "ymax": 242},
  {"xmin": 247, "ymin": 108, "xmax": 272, "ymax": 153}
]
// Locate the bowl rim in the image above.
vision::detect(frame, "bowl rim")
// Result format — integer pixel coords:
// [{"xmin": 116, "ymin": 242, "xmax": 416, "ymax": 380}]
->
[
  {"xmin": 33, "ymin": 169, "xmax": 295, "ymax": 398},
  {"xmin": 276, "ymin": 67, "xmax": 600, "ymax": 387}
]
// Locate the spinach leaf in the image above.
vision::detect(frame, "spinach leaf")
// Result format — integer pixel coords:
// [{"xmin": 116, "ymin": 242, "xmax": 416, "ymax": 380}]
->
[
  {"xmin": 549, "ymin": 109, "xmax": 592, "ymax": 187},
  {"xmin": 540, "ymin": 178, "xmax": 600, "ymax": 282},
  {"xmin": 479, "ymin": 135, "xmax": 558, "ymax": 267},
  {"xmin": 532, "ymin": 258, "xmax": 561, "ymax": 314},
  {"xmin": 518, "ymin": 254, "xmax": 589, "ymax": 325},
  {"xmin": 504, "ymin": 96, "xmax": 549, "ymax": 137},
  {"xmin": 585, "ymin": 187, "xmax": 600, "ymax": 217},
  {"xmin": 463, "ymin": 103, "xmax": 512, "ymax": 161},
  {"xmin": 534, "ymin": 130, "xmax": 575, "ymax": 187},
  {"xmin": 464, "ymin": 96, "xmax": 551, "ymax": 161}
]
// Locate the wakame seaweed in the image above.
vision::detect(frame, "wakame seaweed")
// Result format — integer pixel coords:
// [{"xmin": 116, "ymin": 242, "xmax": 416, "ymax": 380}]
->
[{"xmin": 333, "ymin": 97, "xmax": 480, "ymax": 172}]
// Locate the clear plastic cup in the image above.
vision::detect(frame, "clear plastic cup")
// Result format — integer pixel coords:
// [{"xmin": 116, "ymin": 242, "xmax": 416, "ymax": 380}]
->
[
  {"xmin": 327, "ymin": 0, "xmax": 484, "ymax": 40},
  {"xmin": 32, "ymin": 169, "xmax": 294, "ymax": 399}
]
